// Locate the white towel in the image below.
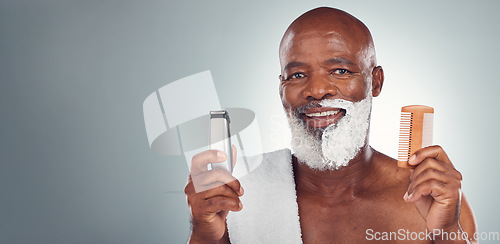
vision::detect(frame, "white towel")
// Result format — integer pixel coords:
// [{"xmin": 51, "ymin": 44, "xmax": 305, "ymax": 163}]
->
[{"xmin": 227, "ymin": 149, "xmax": 303, "ymax": 244}]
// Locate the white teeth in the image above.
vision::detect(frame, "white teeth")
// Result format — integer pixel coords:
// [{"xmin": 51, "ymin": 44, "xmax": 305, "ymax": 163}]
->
[{"xmin": 306, "ymin": 110, "xmax": 340, "ymax": 117}]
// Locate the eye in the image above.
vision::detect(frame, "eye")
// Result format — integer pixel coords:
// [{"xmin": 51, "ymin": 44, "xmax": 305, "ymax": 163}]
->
[
  {"xmin": 332, "ymin": 69, "xmax": 350, "ymax": 75},
  {"xmin": 288, "ymin": 72, "xmax": 306, "ymax": 80}
]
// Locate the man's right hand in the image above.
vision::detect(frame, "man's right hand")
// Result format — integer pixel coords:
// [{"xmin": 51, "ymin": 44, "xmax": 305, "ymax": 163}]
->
[{"xmin": 184, "ymin": 146, "xmax": 243, "ymax": 244}]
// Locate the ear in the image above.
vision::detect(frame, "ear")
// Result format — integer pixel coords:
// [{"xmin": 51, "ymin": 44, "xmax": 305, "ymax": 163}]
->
[{"xmin": 371, "ymin": 66, "xmax": 384, "ymax": 97}]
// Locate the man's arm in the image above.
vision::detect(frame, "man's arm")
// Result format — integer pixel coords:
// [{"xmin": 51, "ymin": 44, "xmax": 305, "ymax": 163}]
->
[
  {"xmin": 219, "ymin": 223, "xmax": 231, "ymax": 244},
  {"xmin": 459, "ymin": 195, "xmax": 478, "ymax": 243}
]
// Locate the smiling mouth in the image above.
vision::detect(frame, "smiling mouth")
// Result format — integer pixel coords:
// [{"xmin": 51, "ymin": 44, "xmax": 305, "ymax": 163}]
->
[{"xmin": 302, "ymin": 107, "xmax": 346, "ymax": 128}]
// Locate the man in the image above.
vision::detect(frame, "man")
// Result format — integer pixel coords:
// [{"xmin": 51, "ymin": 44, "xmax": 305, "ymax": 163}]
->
[{"xmin": 184, "ymin": 7, "xmax": 477, "ymax": 243}]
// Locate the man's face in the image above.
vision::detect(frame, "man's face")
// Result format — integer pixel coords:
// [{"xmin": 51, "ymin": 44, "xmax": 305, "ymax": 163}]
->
[
  {"xmin": 279, "ymin": 30, "xmax": 373, "ymax": 129},
  {"xmin": 279, "ymin": 28, "xmax": 377, "ymax": 170}
]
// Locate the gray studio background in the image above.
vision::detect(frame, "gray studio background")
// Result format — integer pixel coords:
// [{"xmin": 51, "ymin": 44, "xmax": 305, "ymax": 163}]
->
[{"xmin": 1, "ymin": 0, "xmax": 499, "ymax": 243}]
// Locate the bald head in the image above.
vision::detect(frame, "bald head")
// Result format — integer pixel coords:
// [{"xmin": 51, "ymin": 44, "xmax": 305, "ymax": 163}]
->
[{"xmin": 279, "ymin": 7, "xmax": 377, "ymax": 74}]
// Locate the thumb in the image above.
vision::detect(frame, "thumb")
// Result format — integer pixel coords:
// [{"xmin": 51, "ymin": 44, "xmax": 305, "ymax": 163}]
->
[{"xmin": 232, "ymin": 145, "xmax": 237, "ymax": 168}]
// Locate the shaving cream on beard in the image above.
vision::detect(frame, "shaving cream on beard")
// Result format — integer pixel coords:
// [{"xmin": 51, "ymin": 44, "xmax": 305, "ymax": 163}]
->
[{"xmin": 288, "ymin": 94, "xmax": 372, "ymax": 171}]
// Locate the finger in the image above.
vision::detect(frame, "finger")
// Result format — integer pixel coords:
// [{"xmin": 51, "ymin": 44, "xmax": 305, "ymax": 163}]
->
[
  {"xmin": 188, "ymin": 183, "xmax": 241, "ymax": 205},
  {"xmin": 192, "ymin": 169, "xmax": 242, "ymax": 194},
  {"xmin": 405, "ymin": 179, "xmax": 457, "ymax": 203},
  {"xmin": 407, "ymin": 167, "xmax": 450, "ymax": 195},
  {"xmin": 232, "ymin": 145, "xmax": 237, "ymax": 168},
  {"xmin": 410, "ymin": 158, "xmax": 462, "ymax": 183},
  {"xmin": 225, "ymin": 176, "xmax": 244, "ymax": 196},
  {"xmin": 193, "ymin": 168, "xmax": 236, "ymax": 186},
  {"xmin": 230, "ymin": 146, "xmax": 244, "ymax": 194},
  {"xmin": 410, "ymin": 158, "xmax": 446, "ymax": 181},
  {"xmin": 198, "ymin": 181, "xmax": 243, "ymax": 197},
  {"xmin": 408, "ymin": 145, "xmax": 452, "ymax": 167},
  {"xmin": 184, "ymin": 177, "xmax": 195, "ymax": 195},
  {"xmin": 191, "ymin": 150, "xmax": 228, "ymax": 176},
  {"xmin": 201, "ymin": 196, "xmax": 243, "ymax": 214},
  {"xmin": 198, "ymin": 184, "xmax": 241, "ymax": 201}
]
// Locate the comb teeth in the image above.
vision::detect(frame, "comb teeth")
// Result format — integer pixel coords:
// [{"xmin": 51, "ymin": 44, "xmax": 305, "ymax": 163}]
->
[
  {"xmin": 398, "ymin": 112, "xmax": 413, "ymax": 162},
  {"xmin": 397, "ymin": 105, "xmax": 434, "ymax": 168}
]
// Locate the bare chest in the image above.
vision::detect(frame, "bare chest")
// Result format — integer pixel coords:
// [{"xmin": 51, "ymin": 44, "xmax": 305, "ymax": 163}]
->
[{"xmin": 297, "ymin": 196, "xmax": 432, "ymax": 243}]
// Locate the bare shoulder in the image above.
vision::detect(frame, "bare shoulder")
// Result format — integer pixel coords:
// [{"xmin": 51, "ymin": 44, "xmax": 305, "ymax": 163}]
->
[
  {"xmin": 365, "ymin": 149, "xmax": 416, "ymax": 213},
  {"xmin": 339, "ymin": 149, "xmax": 430, "ymax": 240},
  {"xmin": 369, "ymin": 149, "xmax": 411, "ymax": 194}
]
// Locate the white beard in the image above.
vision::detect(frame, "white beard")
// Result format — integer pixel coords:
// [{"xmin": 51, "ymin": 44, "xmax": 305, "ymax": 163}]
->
[{"xmin": 287, "ymin": 95, "xmax": 372, "ymax": 171}]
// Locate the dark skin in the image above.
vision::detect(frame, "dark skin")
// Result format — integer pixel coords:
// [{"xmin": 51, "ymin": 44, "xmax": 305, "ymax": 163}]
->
[{"xmin": 185, "ymin": 7, "xmax": 477, "ymax": 244}]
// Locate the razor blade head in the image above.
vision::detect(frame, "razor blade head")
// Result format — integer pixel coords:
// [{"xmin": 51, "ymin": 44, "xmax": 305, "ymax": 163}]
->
[{"xmin": 210, "ymin": 110, "xmax": 230, "ymax": 123}]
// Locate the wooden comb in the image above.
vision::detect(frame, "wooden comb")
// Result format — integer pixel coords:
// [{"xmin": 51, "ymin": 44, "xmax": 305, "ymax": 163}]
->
[{"xmin": 398, "ymin": 105, "xmax": 434, "ymax": 168}]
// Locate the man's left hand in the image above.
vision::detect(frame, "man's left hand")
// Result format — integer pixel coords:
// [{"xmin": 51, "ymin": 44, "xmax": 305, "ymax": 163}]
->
[{"xmin": 404, "ymin": 145, "xmax": 463, "ymax": 233}]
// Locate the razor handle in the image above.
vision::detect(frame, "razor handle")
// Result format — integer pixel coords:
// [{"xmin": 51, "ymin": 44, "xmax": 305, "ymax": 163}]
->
[{"xmin": 209, "ymin": 110, "xmax": 233, "ymax": 173}]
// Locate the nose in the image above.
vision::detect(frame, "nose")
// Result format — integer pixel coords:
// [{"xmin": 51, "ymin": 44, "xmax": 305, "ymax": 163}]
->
[{"xmin": 302, "ymin": 76, "xmax": 337, "ymax": 100}]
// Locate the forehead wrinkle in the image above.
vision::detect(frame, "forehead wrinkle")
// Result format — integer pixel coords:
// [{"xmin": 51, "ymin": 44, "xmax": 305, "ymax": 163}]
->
[
  {"xmin": 325, "ymin": 57, "xmax": 354, "ymax": 65},
  {"xmin": 279, "ymin": 7, "xmax": 377, "ymax": 73},
  {"xmin": 280, "ymin": 30, "xmax": 365, "ymax": 69}
]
